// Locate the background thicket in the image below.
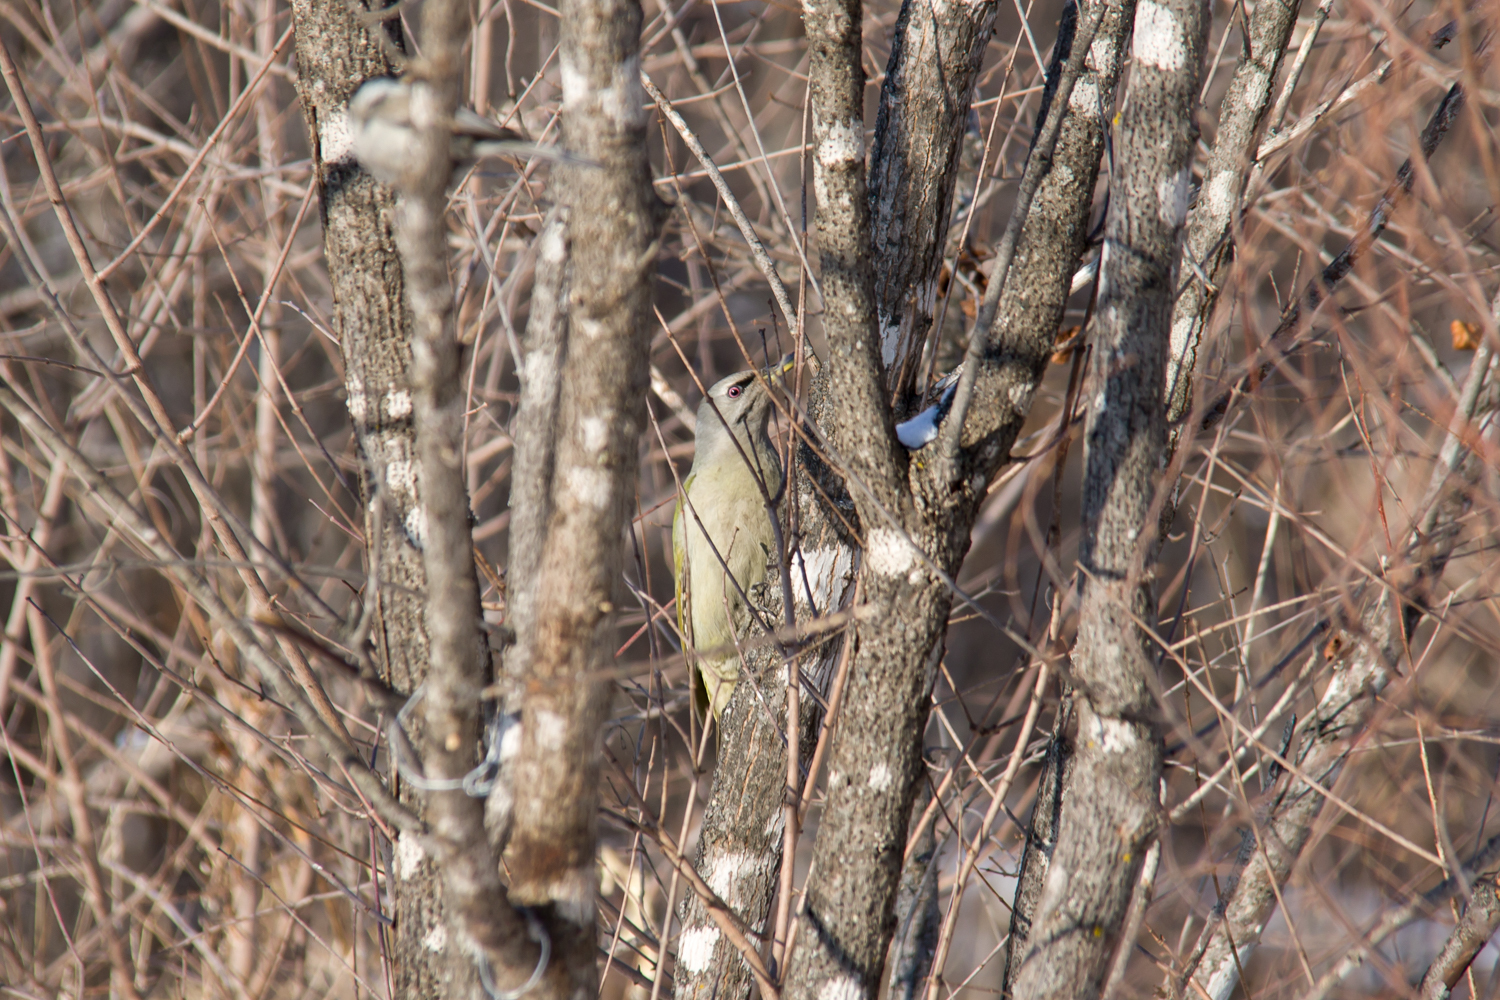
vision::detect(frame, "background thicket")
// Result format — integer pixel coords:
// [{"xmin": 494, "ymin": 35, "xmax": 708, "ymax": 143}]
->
[{"xmin": 1, "ymin": 0, "xmax": 1499, "ymax": 996}]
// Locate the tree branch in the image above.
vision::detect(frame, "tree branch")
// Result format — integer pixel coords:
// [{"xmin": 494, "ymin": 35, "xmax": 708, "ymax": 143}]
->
[
  {"xmin": 503, "ymin": 4, "xmax": 668, "ymax": 1000},
  {"xmin": 1172, "ymin": 336, "xmax": 1497, "ymax": 1000},
  {"xmin": 1166, "ymin": 0, "xmax": 1305, "ymax": 421},
  {"xmin": 1197, "ymin": 82, "xmax": 1467, "ymax": 432},
  {"xmin": 1011, "ymin": 0, "xmax": 1210, "ymax": 994}
]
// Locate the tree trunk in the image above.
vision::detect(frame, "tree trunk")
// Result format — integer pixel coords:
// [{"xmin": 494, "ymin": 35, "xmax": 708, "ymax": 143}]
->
[
  {"xmin": 285, "ymin": 5, "xmax": 456, "ymax": 995},
  {"xmin": 1011, "ymin": 0, "xmax": 1209, "ymax": 994}
]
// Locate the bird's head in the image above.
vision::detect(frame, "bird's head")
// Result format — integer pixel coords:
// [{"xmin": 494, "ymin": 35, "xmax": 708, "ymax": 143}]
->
[
  {"xmin": 348, "ymin": 77, "xmax": 410, "ymax": 131},
  {"xmin": 693, "ymin": 358, "xmax": 792, "ymax": 459}
]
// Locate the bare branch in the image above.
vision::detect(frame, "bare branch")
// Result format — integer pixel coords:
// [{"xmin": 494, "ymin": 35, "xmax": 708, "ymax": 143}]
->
[{"xmin": 1166, "ymin": 0, "xmax": 1305, "ymax": 421}]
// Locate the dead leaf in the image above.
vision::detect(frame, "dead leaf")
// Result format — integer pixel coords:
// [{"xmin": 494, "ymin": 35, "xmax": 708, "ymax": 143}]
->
[
  {"xmin": 1052, "ymin": 325, "xmax": 1081, "ymax": 364},
  {"xmin": 1451, "ymin": 320, "xmax": 1481, "ymax": 350}
]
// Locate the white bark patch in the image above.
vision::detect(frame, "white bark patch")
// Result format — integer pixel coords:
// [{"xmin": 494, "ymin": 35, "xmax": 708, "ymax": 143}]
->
[
  {"xmin": 574, "ymin": 315, "xmax": 606, "ymax": 341},
  {"xmin": 818, "ymin": 118, "xmax": 864, "ymax": 168},
  {"xmin": 604, "ymin": 53, "xmax": 647, "ymax": 128},
  {"xmin": 1068, "ymin": 76, "xmax": 1100, "ymax": 114},
  {"xmin": 534, "ymin": 709, "xmax": 567, "ymax": 751},
  {"xmin": 1096, "ymin": 240, "xmax": 1114, "ymax": 303},
  {"xmin": 1087, "ymin": 714, "xmax": 1138, "ymax": 754},
  {"xmin": 384, "ymin": 388, "xmax": 412, "ymax": 419},
  {"xmin": 498, "ymin": 713, "xmax": 523, "ymax": 761},
  {"xmin": 1204, "ymin": 171, "xmax": 1236, "ymax": 220},
  {"xmin": 1157, "ymin": 166, "xmax": 1191, "ymax": 228},
  {"xmin": 818, "ymin": 975, "xmax": 863, "ymax": 1000},
  {"xmin": 1133, "ymin": 0, "xmax": 1184, "ymax": 71},
  {"xmin": 346, "ymin": 377, "xmax": 367, "ymax": 422},
  {"xmin": 678, "ymin": 927, "xmax": 721, "ymax": 974},
  {"xmin": 1040, "ymin": 858, "xmax": 1070, "ymax": 913},
  {"xmin": 581, "ymin": 416, "xmax": 610, "ymax": 454},
  {"xmin": 865, "ymin": 528, "xmax": 916, "ymax": 578},
  {"xmin": 404, "ymin": 506, "xmax": 428, "ymax": 549},
  {"xmin": 708, "ymin": 852, "xmax": 755, "ymax": 902},
  {"xmin": 525, "ymin": 348, "xmax": 556, "ymax": 390},
  {"xmin": 1169, "ymin": 312, "xmax": 1199, "ymax": 378},
  {"xmin": 1204, "ymin": 945, "xmax": 1255, "ymax": 1000},
  {"xmin": 386, "ymin": 459, "xmax": 417, "ymax": 496},
  {"xmin": 422, "ymin": 923, "xmax": 447, "ymax": 952},
  {"xmin": 1071, "ymin": 259, "xmax": 1099, "ymax": 295},
  {"xmin": 560, "ymin": 62, "xmax": 589, "ymax": 106},
  {"xmin": 564, "ymin": 466, "xmax": 611, "ymax": 510},
  {"xmin": 880, "ymin": 321, "xmax": 902, "ymax": 367},
  {"xmin": 790, "ymin": 545, "xmax": 855, "ymax": 610},
  {"xmin": 868, "ymin": 763, "xmax": 893, "ymax": 791},
  {"xmin": 549, "ymin": 874, "xmax": 599, "ymax": 929},
  {"xmin": 319, "ymin": 105, "xmax": 355, "ymax": 164},
  {"xmin": 395, "ymin": 832, "xmax": 425, "ymax": 879}
]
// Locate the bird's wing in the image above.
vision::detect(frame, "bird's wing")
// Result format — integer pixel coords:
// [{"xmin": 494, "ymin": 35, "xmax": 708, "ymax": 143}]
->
[
  {"xmin": 672, "ymin": 475, "xmax": 712, "ymax": 719},
  {"xmin": 454, "ymin": 106, "xmax": 523, "ymax": 142},
  {"xmin": 671, "ymin": 474, "xmax": 692, "ymax": 641}
]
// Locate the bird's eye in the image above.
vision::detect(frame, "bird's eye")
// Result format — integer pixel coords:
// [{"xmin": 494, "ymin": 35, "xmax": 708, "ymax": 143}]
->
[{"xmin": 726, "ymin": 385, "xmax": 743, "ymax": 399}]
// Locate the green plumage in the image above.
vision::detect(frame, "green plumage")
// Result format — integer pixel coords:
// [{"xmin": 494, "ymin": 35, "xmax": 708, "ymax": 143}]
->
[{"xmin": 671, "ymin": 367, "xmax": 785, "ymax": 722}]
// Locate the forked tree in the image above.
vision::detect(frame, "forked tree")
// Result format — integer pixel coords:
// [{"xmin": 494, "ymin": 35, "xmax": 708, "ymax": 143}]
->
[{"xmin": 0, "ymin": 0, "xmax": 1495, "ymax": 997}]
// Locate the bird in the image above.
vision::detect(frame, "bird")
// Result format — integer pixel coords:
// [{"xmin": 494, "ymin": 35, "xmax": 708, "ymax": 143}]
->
[
  {"xmin": 347, "ymin": 77, "xmax": 571, "ymax": 188},
  {"xmin": 672, "ymin": 361, "xmax": 790, "ymax": 724}
]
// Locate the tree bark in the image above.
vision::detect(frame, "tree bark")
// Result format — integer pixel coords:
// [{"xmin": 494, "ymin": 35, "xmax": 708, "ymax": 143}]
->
[
  {"xmin": 885, "ymin": 775, "xmax": 942, "ymax": 1000},
  {"xmin": 1418, "ymin": 875, "xmax": 1500, "ymax": 1000},
  {"xmin": 867, "ymin": 0, "xmax": 999, "ymax": 406},
  {"xmin": 1002, "ymin": 697, "xmax": 1074, "ymax": 997},
  {"xmin": 1011, "ymin": 0, "xmax": 1209, "ymax": 995},
  {"xmin": 670, "ymin": 511, "xmax": 854, "ymax": 1000},
  {"xmin": 951, "ymin": 0, "xmax": 1136, "ymax": 465},
  {"xmin": 782, "ymin": 5, "xmax": 942, "ymax": 1000},
  {"xmin": 284, "ymin": 4, "xmax": 456, "ymax": 995},
  {"xmin": 503, "ymin": 3, "xmax": 669, "ymax": 1000},
  {"xmin": 382, "ymin": 0, "xmax": 559, "ymax": 987},
  {"xmin": 1165, "ymin": 0, "xmax": 1303, "ymax": 422},
  {"xmin": 781, "ymin": 2, "xmax": 1140, "ymax": 1000}
]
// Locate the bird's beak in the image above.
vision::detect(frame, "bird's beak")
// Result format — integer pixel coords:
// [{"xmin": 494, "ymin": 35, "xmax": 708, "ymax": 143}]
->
[{"xmin": 762, "ymin": 353, "xmax": 796, "ymax": 378}]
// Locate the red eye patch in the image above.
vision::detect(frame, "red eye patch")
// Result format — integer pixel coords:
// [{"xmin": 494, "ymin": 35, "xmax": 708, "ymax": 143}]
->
[{"xmin": 727, "ymin": 385, "xmax": 743, "ymax": 398}]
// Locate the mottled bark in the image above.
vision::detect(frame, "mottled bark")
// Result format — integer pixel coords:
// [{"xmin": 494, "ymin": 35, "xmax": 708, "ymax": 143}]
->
[
  {"xmin": 782, "ymin": 3, "xmax": 939, "ymax": 1000},
  {"xmin": 884, "ymin": 775, "xmax": 941, "ymax": 1000},
  {"xmin": 379, "ymin": 0, "xmax": 554, "ymax": 992},
  {"xmin": 671, "ymin": 505, "xmax": 854, "ymax": 1000},
  {"xmin": 673, "ymin": 3, "xmax": 1010, "ymax": 994},
  {"xmin": 1416, "ymin": 875, "xmax": 1500, "ymax": 1000},
  {"xmin": 937, "ymin": 0, "xmax": 1120, "ymax": 471},
  {"xmin": 961, "ymin": 0, "xmax": 1135, "ymax": 465},
  {"xmin": 1011, "ymin": 0, "xmax": 1209, "ymax": 995},
  {"xmin": 503, "ymin": 3, "xmax": 669, "ymax": 1000},
  {"xmin": 868, "ymin": 0, "xmax": 998, "ymax": 402},
  {"xmin": 1166, "ymin": 0, "xmax": 1303, "ymax": 421},
  {"xmin": 499, "ymin": 212, "xmax": 568, "ymax": 707},
  {"xmin": 672, "ymin": 654, "xmax": 810, "ymax": 1000},
  {"xmin": 1002, "ymin": 698, "xmax": 1074, "ymax": 997},
  {"xmin": 283, "ymin": 2, "xmax": 474, "ymax": 994},
  {"xmin": 781, "ymin": 2, "xmax": 1140, "ymax": 1000}
]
